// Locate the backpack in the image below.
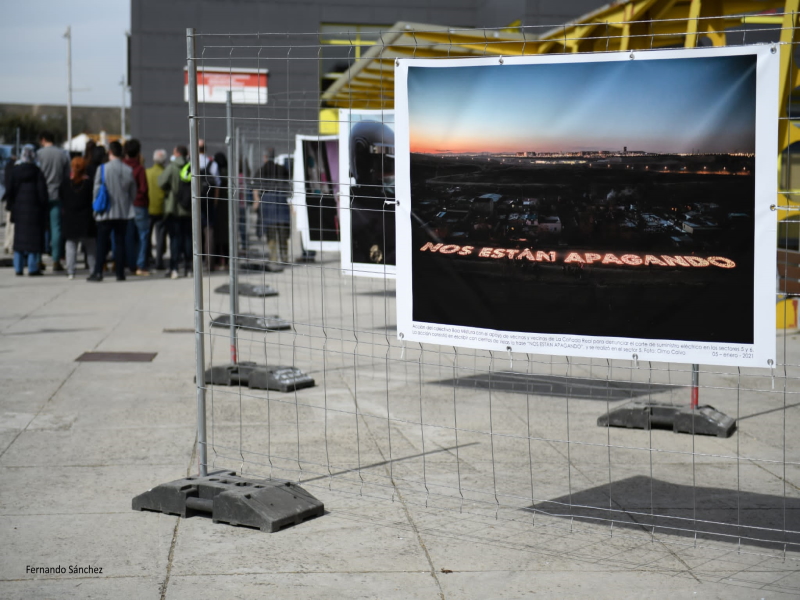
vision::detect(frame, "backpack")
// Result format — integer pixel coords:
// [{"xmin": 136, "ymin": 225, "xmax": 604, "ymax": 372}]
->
[
  {"xmin": 92, "ymin": 164, "xmax": 109, "ymax": 213},
  {"xmin": 178, "ymin": 160, "xmax": 211, "ymax": 212}
]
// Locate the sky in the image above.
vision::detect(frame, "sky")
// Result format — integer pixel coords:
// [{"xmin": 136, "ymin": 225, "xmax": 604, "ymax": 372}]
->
[
  {"xmin": 408, "ymin": 55, "xmax": 757, "ymax": 155},
  {"xmin": 0, "ymin": 0, "xmax": 130, "ymax": 107}
]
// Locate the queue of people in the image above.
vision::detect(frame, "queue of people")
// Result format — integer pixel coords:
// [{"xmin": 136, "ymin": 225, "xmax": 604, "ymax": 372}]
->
[{"xmin": 2, "ymin": 134, "xmax": 291, "ymax": 280}]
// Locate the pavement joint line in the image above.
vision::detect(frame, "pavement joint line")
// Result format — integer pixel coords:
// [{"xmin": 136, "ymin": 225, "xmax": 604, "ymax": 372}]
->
[
  {"xmin": 0, "ymin": 287, "xmax": 68, "ymax": 334},
  {"xmin": 746, "ymin": 457, "xmax": 800, "ymax": 493},
  {"xmin": 726, "ymin": 573, "xmax": 797, "ymax": 591},
  {"xmin": 717, "ymin": 555, "xmax": 775, "ymax": 585},
  {"xmin": 340, "ymin": 375, "xmax": 446, "ymax": 599},
  {"xmin": 323, "ymin": 510, "xmax": 660, "ymax": 570},
  {"xmin": 681, "ymin": 549, "xmax": 757, "ymax": 573},
  {"xmin": 0, "ymin": 363, "xmax": 79, "ymax": 462},
  {"xmin": 593, "ymin": 539, "xmax": 661, "ymax": 563},
  {"xmin": 625, "ymin": 550, "xmax": 701, "ymax": 572},
  {"xmin": 158, "ymin": 431, "xmax": 197, "ymax": 600},
  {"xmin": 754, "ymin": 567, "xmax": 800, "ymax": 591},
  {"xmin": 1, "ymin": 300, "xmax": 132, "ymax": 461},
  {"xmin": 559, "ymin": 473, "xmax": 705, "ymax": 583},
  {"xmin": 336, "ymin": 489, "xmax": 800, "ymax": 564}
]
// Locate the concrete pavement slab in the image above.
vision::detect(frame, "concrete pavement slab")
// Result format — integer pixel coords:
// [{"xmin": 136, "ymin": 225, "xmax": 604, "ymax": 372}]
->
[
  {"xmin": 0, "ymin": 513, "xmax": 175, "ymax": 580},
  {"xmin": 0, "ymin": 426, "xmax": 195, "ymax": 468},
  {"xmin": 166, "ymin": 572, "xmax": 442, "ymax": 599},
  {"xmin": 166, "ymin": 491, "xmax": 433, "ymax": 576},
  {"xmin": 0, "ymin": 578, "xmax": 161, "ymax": 600},
  {"xmin": 0, "ymin": 466, "xmax": 185, "ymax": 515}
]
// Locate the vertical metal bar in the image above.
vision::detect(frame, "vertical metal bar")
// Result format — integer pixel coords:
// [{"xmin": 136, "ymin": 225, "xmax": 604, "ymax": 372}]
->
[
  {"xmin": 691, "ymin": 363, "xmax": 699, "ymax": 409},
  {"xmin": 234, "ymin": 127, "xmax": 241, "ymax": 316},
  {"xmin": 226, "ymin": 91, "xmax": 237, "ymax": 365},
  {"xmin": 187, "ymin": 28, "xmax": 208, "ymax": 476}
]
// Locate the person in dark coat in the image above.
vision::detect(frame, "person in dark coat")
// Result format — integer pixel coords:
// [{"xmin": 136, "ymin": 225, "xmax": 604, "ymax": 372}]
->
[
  {"xmin": 61, "ymin": 157, "xmax": 97, "ymax": 279},
  {"xmin": 7, "ymin": 145, "xmax": 48, "ymax": 276},
  {"xmin": 251, "ymin": 150, "xmax": 291, "ymax": 263}
]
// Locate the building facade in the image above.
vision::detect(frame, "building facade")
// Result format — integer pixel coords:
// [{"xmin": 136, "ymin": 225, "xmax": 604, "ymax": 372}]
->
[{"xmin": 130, "ymin": 0, "xmax": 606, "ymax": 161}]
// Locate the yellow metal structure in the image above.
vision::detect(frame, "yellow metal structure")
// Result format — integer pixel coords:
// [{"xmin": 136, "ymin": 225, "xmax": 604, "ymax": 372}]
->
[
  {"xmin": 320, "ymin": 0, "xmax": 800, "ymax": 327},
  {"xmin": 777, "ymin": 297, "xmax": 798, "ymax": 329},
  {"xmin": 322, "ymin": 1, "xmax": 793, "ymax": 115}
]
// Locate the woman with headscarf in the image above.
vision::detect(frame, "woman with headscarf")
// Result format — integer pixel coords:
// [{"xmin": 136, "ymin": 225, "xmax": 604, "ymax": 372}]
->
[
  {"xmin": 6, "ymin": 145, "xmax": 48, "ymax": 275},
  {"xmin": 61, "ymin": 156, "xmax": 97, "ymax": 279}
]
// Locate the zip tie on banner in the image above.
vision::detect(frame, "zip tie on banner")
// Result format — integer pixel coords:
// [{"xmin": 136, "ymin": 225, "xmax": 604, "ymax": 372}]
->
[
  {"xmin": 400, "ymin": 340, "xmax": 406, "ymax": 361},
  {"xmin": 632, "ymin": 354, "xmax": 639, "ymax": 369},
  {"xmin": 507, "ymin": 346, "xmax": 513, "ymax": 370}
]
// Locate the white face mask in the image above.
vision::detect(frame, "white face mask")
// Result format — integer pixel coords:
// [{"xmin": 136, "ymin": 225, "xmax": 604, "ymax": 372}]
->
[{"xmin": 170, "ymin": 155, "xmax": 177, "ymax": 162}]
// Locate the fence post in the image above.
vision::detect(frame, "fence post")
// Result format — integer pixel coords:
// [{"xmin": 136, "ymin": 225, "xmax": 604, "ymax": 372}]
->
[
  {"xmin": 187, "ymin": 27, "xmax": 208, "ymax": 476},
  {"xmin": 226, "ymin": 91, "xmax": 238, "ymax": 365},
  {"xmin": 691, "ymin": 364, "xmax": 699, "ymax": 409},
  {"xmin": 234, "ymin": 126, "xmax": 241, "ymax": 316}
]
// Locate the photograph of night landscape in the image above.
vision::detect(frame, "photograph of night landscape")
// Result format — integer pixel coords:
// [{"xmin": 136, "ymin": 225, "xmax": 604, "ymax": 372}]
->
[{"xmin": 407, "ymin": 54, "xmax": 758, "ymax": 344}]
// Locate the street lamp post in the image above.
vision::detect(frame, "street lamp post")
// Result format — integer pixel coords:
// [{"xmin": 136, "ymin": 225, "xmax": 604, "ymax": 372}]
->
[
  {"xmin": 64, "ymin": 26, "xmax": 72, "ymax": 152},
  {"xmin": 120, "ymin": 76, "xmax": 126, "ymax": 141}
]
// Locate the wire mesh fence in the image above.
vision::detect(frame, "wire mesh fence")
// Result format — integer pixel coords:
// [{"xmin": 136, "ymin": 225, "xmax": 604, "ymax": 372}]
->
[{"xmin": 184, "ymin": 11, "xmax": 800, "ymax": 559}]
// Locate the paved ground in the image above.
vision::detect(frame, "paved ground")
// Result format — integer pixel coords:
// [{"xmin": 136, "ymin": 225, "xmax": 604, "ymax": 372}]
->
[{"xmin": 1, "ymin": 244, "xmax": 800, "ymax": 598}]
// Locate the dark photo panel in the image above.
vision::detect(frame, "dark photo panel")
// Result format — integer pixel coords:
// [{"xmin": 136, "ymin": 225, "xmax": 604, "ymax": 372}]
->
[
  {"xmin": 407, "ymin": 55, "xmax": 757, "ymax": 345},
  {"xmin": 303, "ymin": 140, "xmax": 339, "ymax": 243},
  {"xmin": 348, "ymin": 118, "xmax": 396, "ymax": 267}
]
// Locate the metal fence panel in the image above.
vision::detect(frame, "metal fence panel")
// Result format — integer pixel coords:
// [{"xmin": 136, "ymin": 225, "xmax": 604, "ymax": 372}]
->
[{"xmin": 183, "ymin": 12, "xmax": 800, "ymax": 559}]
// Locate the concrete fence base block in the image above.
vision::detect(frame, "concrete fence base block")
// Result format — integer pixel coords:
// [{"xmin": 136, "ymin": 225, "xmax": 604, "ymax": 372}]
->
[
  {"xmin": 598, "ymin": 401, "xmax": 736, "ymax": 438},
  {"xmin": 204, "ymin": 361, "xmax": 315, "ymax": 393},
  {"xmin": 214, "ymin": 283, "xmax": 279, "ymax": 297},
  {"xmin": 133, "ymin": 470, "xmax": 324, "ymax": 532},
  {"xmin": 209, "ymin": 313, "xmax": 291, "ymax": 331}
]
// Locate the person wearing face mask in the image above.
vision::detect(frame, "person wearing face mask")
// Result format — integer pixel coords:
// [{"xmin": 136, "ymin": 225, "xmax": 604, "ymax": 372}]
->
[
  {"xmin": 146, "ymin": 149, "xmax": 169, "ymax": 270},
  {"xmin": 158, "ymin": 145, "xmax": 191, "ymax": 279}
]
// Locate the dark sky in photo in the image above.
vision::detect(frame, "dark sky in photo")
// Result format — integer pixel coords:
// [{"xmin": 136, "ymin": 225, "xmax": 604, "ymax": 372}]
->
[{"xmin": 408, "ymin": 54, "xmax": 756, "ymax": 155}]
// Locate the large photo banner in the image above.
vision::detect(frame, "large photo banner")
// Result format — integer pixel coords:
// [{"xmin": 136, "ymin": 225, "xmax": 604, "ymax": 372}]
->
[
  {"xmin": 395, "ymin": 47, "xmax": 778, "ymax": 368},
  {"xmin": 339, "ymin": 109, "xmax": 396, "ymax": 277},
  {"xmin": 292, "ymin": 134, "xmax": 340, "ymax": 253}
]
